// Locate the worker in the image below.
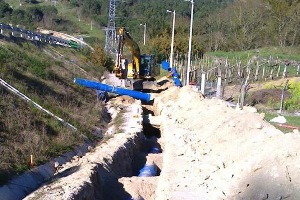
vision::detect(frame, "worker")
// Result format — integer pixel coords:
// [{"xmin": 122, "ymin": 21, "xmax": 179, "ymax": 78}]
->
[{"xmin": 161, "ymin": 61, "xmax": 182, "ymax": 87}]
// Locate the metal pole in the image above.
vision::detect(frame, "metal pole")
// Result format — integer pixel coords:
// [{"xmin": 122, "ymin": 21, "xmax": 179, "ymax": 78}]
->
[
  {"xmin": 167, "ymin": 10, "xmax": 176, "ymax": 69},
  {"xmin": 144, "ymin": 23, "xmax": 146, "ymax": 45},
  {"xmin": 186, "ymin": 0, "xmax": 194, "ymax": 86},
  {"xmin": 140, "ymin": 23, "xmax": 146, "ymax": 45}
]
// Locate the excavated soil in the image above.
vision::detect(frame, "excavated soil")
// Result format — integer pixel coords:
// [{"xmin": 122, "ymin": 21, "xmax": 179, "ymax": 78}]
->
[{"xmin": 9, "ymin": 75, "xmax": 300, "ymax": 199}]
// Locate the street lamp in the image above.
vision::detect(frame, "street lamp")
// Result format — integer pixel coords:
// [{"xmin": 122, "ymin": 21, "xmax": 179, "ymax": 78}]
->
[
  {"xmin": 140, "ymin": 23, "xmax": 146, "ymax": 45},
  {"xmin": 167, "ymin": 10, "xmax": 176, "ymax": 70},
  {"xmin": 185, "ymin": 0, "xmax": 194, "ymax": 86}
]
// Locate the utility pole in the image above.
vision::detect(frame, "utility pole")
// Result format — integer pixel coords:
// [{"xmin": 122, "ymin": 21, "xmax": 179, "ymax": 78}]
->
[
  {"xmin": 185, "ymin": 0, "xmax": 194, "ymax": 86},
  {"xmin": 140, "ymin": 23, "xmax": 146, "ymax": 45},
  {"xmin": 167, "ymin": 10, "xmax": 176, "ymax": 69}
]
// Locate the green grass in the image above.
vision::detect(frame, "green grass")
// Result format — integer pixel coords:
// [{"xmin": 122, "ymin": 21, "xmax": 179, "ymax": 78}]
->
[
  {"xmin": 47, "ymin": 1, "xmax": 105, "ymax": 40},
  {"xmin": 0, "ymin": 38, "xmax": 107, "ymax": 185},
  {"xmin": 264, "ymin": 112, "xmax": 300, "ymax": 133},
  {"xmin": 207, "ymin": 47, "xmax": 300, "ymax": 64},
  {"xmin": 5, "ymin": 0, "xmax": 105, "ymax": 41}
]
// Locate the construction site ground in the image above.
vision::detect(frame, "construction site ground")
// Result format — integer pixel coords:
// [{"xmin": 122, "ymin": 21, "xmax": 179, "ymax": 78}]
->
[{"xmin": 4, "ymin": 74, "xmax": 300, "ymax": 200}]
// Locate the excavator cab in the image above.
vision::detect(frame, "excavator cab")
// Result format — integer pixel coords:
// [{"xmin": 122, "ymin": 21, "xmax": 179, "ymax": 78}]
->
[{"xmin": 140, "ymin": 54, "xmax": 159, "ymax": 79}]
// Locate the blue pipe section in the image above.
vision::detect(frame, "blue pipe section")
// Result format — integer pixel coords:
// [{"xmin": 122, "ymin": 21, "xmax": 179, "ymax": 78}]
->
[
  {"xmin": 74, "ymin": 78, "xmax": 152, "ymax": 102},
  {"xmin": 161, "ymin": 61, "xmax": 182, "ymax": 87},
  {"xmin": 138, "ymin": 163, "xmax": 158, "ymax": 177}
]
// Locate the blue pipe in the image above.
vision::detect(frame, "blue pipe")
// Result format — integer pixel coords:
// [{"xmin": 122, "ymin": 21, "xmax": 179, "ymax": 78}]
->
[
  {"xmin": 74, "ymin": 78, "xmax": 152, "ymax": 102},
  {"xmin": 138, "ymin": 163, "xmax": 158, "ymax": 177}
]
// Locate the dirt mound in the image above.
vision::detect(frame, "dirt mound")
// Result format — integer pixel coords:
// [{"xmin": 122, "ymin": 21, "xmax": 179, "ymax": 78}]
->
[{"xmin": 153, "ymin": 85, "xmax": 300, "ymax": 199}]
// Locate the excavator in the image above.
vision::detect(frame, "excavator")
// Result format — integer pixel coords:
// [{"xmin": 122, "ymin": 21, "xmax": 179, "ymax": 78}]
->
[{"xmin": 113, "ymin": 27, "xmax": 159, "ymax": 80}]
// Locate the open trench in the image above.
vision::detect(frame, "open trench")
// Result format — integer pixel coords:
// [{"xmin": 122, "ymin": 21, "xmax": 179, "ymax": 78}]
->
[
  {"xmin": 99, "ymin": 103, "xmax": 163, "ymax": 200},
  {"xmin": 20, "ymin": 97, "xmax": 164, "ymax": 200}
]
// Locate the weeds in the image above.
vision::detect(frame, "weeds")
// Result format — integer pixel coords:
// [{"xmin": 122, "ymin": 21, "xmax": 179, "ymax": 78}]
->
[{"xmin": 0, "ymin": 40, "xmax": 106, "ymax": 185}]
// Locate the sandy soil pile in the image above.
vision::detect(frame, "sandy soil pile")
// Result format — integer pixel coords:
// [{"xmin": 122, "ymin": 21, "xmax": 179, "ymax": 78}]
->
[{"xmin": 153, "ymin": 85, "xmax": 300, "ymax": 200}]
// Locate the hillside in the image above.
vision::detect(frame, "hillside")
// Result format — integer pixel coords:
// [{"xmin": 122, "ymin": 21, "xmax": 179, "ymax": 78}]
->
[{"xmin": 0, "ymin": 36, "xmax": 108, "ymax": 185}]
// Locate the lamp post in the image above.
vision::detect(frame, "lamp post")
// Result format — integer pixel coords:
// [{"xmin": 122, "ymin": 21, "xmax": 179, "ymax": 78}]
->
[
  {"xmin": 140, "ymin": 23, "xmax": 146, "ymax": 45},
  {"xmin": 167, "ymin": 10, "xmax": 176, "ymax": 69},
  {"xmin": 185, "ymin": 0, "xmax": 194, "ymax": 86}
]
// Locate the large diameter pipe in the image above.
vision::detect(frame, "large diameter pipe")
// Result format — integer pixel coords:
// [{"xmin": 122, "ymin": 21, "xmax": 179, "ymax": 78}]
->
[{"xmin": 74, "ymin": 78, "xmax": 152, "ymax": 102}]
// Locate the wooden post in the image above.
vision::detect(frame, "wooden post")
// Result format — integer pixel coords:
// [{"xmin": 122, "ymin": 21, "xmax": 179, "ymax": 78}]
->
[
  {"xmin": 239, "ymin": 68, "xmax": 250, "ymax": 109},
  {"xmin": 270, "ymin": 67, "xmax": 274, "ymax": 79},
  {"xmin": 276, "ymin": 65, "xmax": 281, "ymax": 77},
  {"xmin": 282, "ymin": 65, "xmax": 287, "ymax": 78},
  {"xmin": 201, "ymin": 72, "xmax": 206, "ymax": 95},
  {"xmin": 237, "ymin": 61, "xmax": 241, "ymax": 80},
  {"xmin": 216, "ymin": 76, "xmax": 222, "ymax": 99},
  {"xmin": 228, "ymin": 66, "xmax": 233, "ymax": 83},
  {"xmin": 279, "ymin": 79, "xmax": 289, "ymax": 114},
  {"xmin": 254, "ymin": 61, "xmax": 259, "ymax": 81}
]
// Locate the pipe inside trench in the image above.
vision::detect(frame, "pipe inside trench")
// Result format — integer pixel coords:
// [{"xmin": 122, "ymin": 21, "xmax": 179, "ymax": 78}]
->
[
  {"xmin": 22, "ymin": 99, "xmax": 163, "ymax": 200},
  {"xmin": 98, "ymin": 116, "xmax": 163, "ymax": 199}
]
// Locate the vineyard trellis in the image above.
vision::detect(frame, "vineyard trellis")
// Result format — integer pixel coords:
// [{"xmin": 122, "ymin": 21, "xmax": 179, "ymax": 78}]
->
[{"xmin": 172, "ymin": 54, "xmax": 300, "ymax": 109}]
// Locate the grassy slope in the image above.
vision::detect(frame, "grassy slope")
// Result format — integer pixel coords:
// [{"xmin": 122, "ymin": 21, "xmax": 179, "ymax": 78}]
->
[
  {"xmin": 5, "ymin": 0, "xmax": 105, "ymax": 41},
  {"xmin": 0, "ymin": 37, "xmax": 105, "ymax": 184},
  {"xmin": 207, "ymin": 47, "xmax": 300, "ymax": 63},
  {"xmin": 264, "ymin": 113, "xmax": 300, "ymax": 133}
]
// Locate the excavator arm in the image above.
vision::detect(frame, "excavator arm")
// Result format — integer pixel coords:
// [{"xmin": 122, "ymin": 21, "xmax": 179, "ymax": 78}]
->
[
  {"xmin": 114, "ymin": 27, "xmax": 159, "ymax": 80},
  {"xmin": 115, "ymin": 27, "xmax": 141, "ymax": 79}
]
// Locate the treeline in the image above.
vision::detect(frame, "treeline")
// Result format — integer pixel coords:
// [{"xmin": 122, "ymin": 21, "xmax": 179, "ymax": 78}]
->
[
  {"xmin": 199, "ymin": 0, "xmax": 300, "ymax": 51},
  {"xmin": 114, "ymin": 0, "xmax": 300, "ymax": 57},
  {"xmin": 0, "ymin": 0, "xmax": 80, "ymax": 32},
  {"xmin": 2, "ymin": 0, "xmax": 300, "ymax": 59},
  {"xmin": 111, "ymin": 0, "xmax": 300, "ymax": 60}
]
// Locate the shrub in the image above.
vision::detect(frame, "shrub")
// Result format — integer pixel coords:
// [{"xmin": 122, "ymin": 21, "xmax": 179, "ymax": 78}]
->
[{"xmin": 284, "ymin": 80, "xmax": 300, "ymax": 111}]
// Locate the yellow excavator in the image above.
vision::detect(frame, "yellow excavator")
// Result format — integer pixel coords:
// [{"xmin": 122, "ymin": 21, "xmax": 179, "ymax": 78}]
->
[{"xmin": 114, "ymin": 27, "xmax": 159, "ymax": 80}]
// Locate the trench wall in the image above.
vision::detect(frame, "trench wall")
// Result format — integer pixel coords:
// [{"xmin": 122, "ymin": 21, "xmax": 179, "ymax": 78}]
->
[{"xmin": 18, "ymin": 99, "xmax": 145, "ymax": 200}]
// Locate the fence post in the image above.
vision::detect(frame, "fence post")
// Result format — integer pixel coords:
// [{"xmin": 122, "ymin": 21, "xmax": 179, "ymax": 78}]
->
[
  {"xmin": 254, "ymin": 61, "xmax": 259, "ymax": 81},
  {"xmin": 270, "ymin": 67, "xmax": 274, "ymax": 79},
  {"xmin": 200, "ymin": 72, "xmax": 206, "ymax": 95},
  {"xmin": 279, "ymin": 79, "xmax": 289, "ymax": 114},
  {"xmin": 297, "ymin": 65, "xmax": 299, "ymax": 75},
  {"xmin": 262, "ymin": 66, "xmax": 265, "ymax": 79},
  {"xmin": 216, "ymin": 76, "xmax": 222, "ymax": 99},
  {"xmin": 237, "ymin": 60, "xmax": 241, "ymax": 80},
  {"xmin": 239, "ymin": 68, "xmax": 250, "ymax": 109},
  {"xmin": 282, "ymin": 64, "xmax": 287, "ymax": 78},
  {"xmin": 276, "ymin": 65, "xmax": 281, "ymax": 77}
]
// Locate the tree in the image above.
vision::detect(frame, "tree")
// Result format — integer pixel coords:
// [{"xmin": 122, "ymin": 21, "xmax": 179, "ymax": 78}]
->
[
  {"xmin": 90, "ymin": 45, "xmax": 114, "ymax": 72},
  {"xmin": 27, "ymin": 6, "xmax": 44, "ymax": 24},
  {"xmin": 40, "ymin": 5, "xmax": 58, "ymax": 28},
  {"xmin": 0, "ymin": 1, "xmax": 12, "ymax": 18},
  {"xmin": 264, "ymin": 0, "xmax": 296, "ymax": 46}
]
